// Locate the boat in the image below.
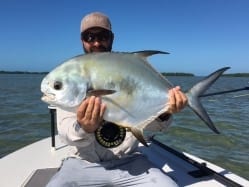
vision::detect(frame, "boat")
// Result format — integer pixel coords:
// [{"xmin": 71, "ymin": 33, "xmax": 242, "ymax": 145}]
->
[{"xmin": 0, "ymin": 106, "xmax": 248, "ymax": 187}]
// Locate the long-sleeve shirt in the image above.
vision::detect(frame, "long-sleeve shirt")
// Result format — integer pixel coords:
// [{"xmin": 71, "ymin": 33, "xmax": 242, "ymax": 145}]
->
[{"xmin": 56, "ymin": 107, "xmax": 172, "ymax": 163}]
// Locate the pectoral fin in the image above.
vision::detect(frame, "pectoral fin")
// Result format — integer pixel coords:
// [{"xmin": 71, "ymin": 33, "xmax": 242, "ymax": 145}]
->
[
  {"xmin": 87, "ymin": 89, "xmax": 116, "ymax": 97},
  {"xmin": 129, "ymin": 127, "xmax": 148, "ymax": 147}
]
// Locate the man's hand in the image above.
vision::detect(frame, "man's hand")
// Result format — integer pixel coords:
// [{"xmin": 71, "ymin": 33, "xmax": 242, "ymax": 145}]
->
[
  {"xmin": 77, "ymin": 96, "xmax": 106, "ymax": 133},
  {"xmin": 167, "ymin": 86, "xmax": 188, "ymax": 114}
]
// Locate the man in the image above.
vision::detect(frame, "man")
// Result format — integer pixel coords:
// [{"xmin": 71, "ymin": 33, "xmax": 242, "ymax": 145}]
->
[{"xmin": 47, "ymin": 12, "xmax": 187, "ymax": 187}]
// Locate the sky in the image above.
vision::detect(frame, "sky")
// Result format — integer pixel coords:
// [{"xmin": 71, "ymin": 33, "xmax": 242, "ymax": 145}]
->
[{"xmin": 0, "ymin": 0, "xmax": 248, "ymax": 75}]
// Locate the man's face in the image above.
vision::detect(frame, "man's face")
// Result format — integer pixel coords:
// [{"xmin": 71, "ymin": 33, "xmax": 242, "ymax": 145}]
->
[{"xmin": 81, "ymin": 27, "xmax": 113, "ymax": 53}]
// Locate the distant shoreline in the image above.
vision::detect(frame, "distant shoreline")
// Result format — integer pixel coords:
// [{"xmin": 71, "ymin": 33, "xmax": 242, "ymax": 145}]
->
[
  {"xmin": 162, "ymin": 72, "xmax": 249, "ymax": 77},
  {"xmin": 0, "ymin": 71, "xmax": 48, "ymax": 75},
  {"xmin": 0, "ymin": 71, "xmax": 249, "ymax": 77}
]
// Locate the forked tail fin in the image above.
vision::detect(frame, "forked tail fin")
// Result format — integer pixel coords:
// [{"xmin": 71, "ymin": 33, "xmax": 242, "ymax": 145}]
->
[{"xmin": 186, "ymin": 67, "xmax": 230, "ymax": 133}]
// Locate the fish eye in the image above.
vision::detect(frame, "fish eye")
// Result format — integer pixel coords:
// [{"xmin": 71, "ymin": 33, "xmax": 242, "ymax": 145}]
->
[{"xmin": 53, "ymin": 81, "xmax": 63, "ymax": 90}]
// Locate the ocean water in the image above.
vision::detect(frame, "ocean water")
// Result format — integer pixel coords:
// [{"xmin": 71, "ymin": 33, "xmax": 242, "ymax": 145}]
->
[{"xmin": 0, "ymin": 74, "xmax": 248, "ymax": 180}]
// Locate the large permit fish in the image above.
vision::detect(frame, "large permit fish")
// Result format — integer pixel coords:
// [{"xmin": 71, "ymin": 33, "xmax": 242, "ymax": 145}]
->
[{"xmin": 41, "ymin": 50, "xmax": 229, "ymax": 146}]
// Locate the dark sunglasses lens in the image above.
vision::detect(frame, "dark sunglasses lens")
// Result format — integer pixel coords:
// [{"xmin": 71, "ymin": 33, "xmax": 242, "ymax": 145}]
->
[
  {"xmin": 82, "ymin": 33, "xmax": 94, "ymax": 42},
  {"xmin": 82, "ymin": 31, "xmax": 111, "ymax": 43},
  {"xmin": 99, "ymin": 31, "xmax": 111, "ymax": 41}
]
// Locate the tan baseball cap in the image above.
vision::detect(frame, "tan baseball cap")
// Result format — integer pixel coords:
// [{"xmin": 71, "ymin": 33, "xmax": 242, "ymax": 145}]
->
[{"xmin": 80, "ymin": 12, "xmax": 112, "ymax": 33}]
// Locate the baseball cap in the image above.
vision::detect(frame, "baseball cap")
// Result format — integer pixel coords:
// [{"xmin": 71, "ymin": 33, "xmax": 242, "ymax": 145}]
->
[{"xmin": 80, "ymin": 12, "xmax": 112, "ymax": 33}]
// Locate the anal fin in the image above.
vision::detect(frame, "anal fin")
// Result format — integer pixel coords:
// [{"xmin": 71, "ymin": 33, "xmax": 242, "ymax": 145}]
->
[{"xmin": 129, "ymin": 127, "xmax": 148, "ymax": 147}]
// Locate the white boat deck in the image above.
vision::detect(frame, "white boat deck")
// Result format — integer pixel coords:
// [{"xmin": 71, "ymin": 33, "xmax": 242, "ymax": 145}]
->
[
  {"xmin": 0, "ymin": 136, "xmax": 248, "ymax": 187},
  {"xmin": 0, "ymin": 136, "xmax": 69, "ymax": 187}
]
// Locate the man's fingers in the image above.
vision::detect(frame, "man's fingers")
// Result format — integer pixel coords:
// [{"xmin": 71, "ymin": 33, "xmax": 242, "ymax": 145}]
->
[
  {"xmin": 174, "ymin": 88, "xmax": 188, "ymax": 111},
  {"xmin": 77, "ymin": 98, "xmax": 89, "ymax": 119},
  {"xmin": 85, "ymin": 96, "xmax": 95, "ymax": 119},
  {"xmin": 99, "ymin": 102, "xmax": 106, "ymax": 119},
  {"xmin": 173, "ymin": 89, "xmax": 181, "ymax": 112},
  {"xmin": 91, "ymin": 97, "xmax": 101, "ymax": 121},
  {"xmin": 168, "ymin": 87, "xmax": 188, "ymax": 114},
  {"xmin": 168, "ymin": 89, "xmax": 176, "ymax": 113},
  {"xmin": 180, "ymin": 91, "xmax": 188, "ymax": 108},
  {"xmin": 80, "ymin": 96, "xmax": 105, "ymax": 123}
]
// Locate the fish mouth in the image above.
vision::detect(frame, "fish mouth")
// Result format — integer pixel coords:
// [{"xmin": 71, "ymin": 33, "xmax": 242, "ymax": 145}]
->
[{"xmin": 41, "ymin": 93, "xmax": 56, "ymax": 102}]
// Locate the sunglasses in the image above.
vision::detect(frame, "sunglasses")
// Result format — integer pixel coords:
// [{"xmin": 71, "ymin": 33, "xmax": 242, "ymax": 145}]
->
[{"xmin": 82, "ymin": 30, "xmax": 112, "ymax": 43}]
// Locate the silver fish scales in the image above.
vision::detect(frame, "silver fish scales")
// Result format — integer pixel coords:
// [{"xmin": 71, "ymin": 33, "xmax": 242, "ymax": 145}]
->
[{"xmin": 41, "ymin": 50, "xmax": 229, "ymax": 146}]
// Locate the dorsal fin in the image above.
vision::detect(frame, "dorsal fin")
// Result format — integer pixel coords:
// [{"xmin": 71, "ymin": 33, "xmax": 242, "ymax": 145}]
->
[{"xmin": 132, "ymin": 50, "xmax": 170, "ymax": 59}]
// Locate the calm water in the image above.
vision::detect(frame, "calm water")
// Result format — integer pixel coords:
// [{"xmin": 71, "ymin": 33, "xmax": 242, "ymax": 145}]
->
[{"xmin": 0, "ymin": 74, "xmax": 248, "ymax": 179}]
